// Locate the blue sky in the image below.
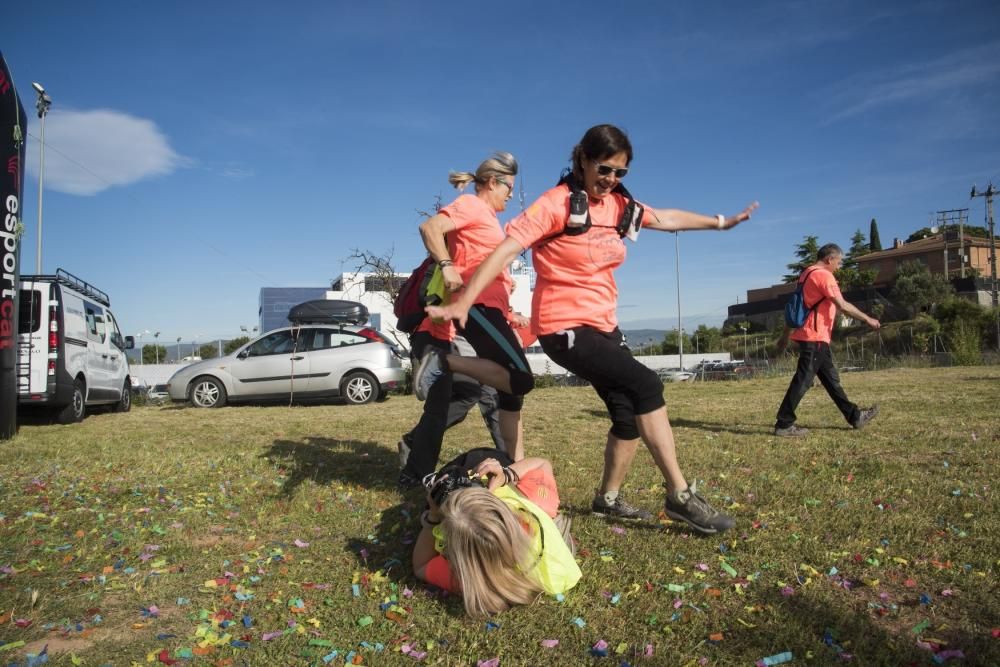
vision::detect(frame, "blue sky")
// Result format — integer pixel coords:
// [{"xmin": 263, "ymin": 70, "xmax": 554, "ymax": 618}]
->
[{"xmin": 6, "ymin": 0, "xmax": 1000, "ymax": 344}]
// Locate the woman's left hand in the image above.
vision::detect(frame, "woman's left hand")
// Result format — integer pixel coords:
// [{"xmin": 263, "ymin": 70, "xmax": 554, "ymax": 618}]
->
[
  {"xmin": 473, "ymin": 458, "xmax": 507, "ymax": 490},
  {"xmin": 720, "ymin": 201, "xmax": 760, "ymax": 230}
]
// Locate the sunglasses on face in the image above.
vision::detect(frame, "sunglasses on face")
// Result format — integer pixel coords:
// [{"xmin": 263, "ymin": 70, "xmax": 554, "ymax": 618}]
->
[{"xmin": 595, "ymin": 163, "xmax": 629, "ymax": 179}]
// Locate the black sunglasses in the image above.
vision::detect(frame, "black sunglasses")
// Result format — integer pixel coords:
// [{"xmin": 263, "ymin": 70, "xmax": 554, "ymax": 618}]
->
[{"xmin": 595, "ymin": 163, "xmax": 628, "ymax": 179}]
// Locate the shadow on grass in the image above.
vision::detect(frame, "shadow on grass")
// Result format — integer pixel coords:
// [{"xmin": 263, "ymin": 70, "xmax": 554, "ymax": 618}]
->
[
  {"xmin": 261, "ymin": 436, "xmax": 399, "ymax": 496},
  {"xmin": 726, "ymin": 585, "xmax": 992, "ymax": 665},
  {"xmin": 344, "ymin": 499, "xmax": 467, "ymax": 619}
]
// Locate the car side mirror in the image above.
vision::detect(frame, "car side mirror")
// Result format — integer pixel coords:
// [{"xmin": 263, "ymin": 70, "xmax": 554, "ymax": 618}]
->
[
  {"xmin": 237, "ymin": 349, "xmax": 249, "ymax": 359},
  {"xmin": 124, "ymin": 336, "xmax": 135, "ymax": 350}
]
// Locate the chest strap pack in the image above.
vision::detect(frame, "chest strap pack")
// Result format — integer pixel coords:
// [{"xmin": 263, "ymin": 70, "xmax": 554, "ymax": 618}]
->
[{"xmin": 552, "ymin": 172, "xmax": 644, "ymax": 241}]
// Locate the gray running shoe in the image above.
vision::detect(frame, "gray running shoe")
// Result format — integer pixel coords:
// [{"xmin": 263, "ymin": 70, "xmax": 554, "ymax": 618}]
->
[
  {"xmin": 414, "ymin": 347, "xmax": 447, "ymax": 401},
  {"xmin": 664, "ymin": 484, "xmax": 735, "ymax": 535},
  {"xmin": 852, "ymin": 405, "xmax": 879, "ymax": 430},
  {"xmin": 591, "ymin": 494, "xmax": 653, "ymax": 522},
  {"xmin": 774, "ymin": 424, "xmax": 809, "ymax": 437},
  {"xmin": 397, "ymin": 436, "xmax": 411, "ymax": 468}
]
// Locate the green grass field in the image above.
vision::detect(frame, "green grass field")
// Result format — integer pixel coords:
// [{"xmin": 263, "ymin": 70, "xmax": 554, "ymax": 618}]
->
[{"xmin": 1, "ymin": 367, "xmax": 997, "ymax": 666}]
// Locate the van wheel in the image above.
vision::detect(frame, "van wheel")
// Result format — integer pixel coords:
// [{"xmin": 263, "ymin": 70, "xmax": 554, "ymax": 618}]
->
[
  {"xmin": 112, "ymin": 379, "xmax": 132, "ymax": 413},
  {"xmin": 57, "ymin": 379, "xmax": 86, "ymax": 424},
  {"xmin": 190, "ymin": 376, "xmax": 227, "ymax": 408},
  {"xmin": 341, "ymin": 371, "xmax": 377, "ymax": 405}
]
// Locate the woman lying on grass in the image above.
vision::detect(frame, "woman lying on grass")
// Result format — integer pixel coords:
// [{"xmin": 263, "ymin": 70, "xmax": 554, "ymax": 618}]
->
[{"xmin": 411, "ymin": 449, "xmax": 580, "ymax": 617}]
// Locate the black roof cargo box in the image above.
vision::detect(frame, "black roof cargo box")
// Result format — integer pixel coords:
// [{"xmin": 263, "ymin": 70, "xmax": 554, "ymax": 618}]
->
[{"xmin": 287, "ymin": 300, "xmax": 369, "ymax": 325}]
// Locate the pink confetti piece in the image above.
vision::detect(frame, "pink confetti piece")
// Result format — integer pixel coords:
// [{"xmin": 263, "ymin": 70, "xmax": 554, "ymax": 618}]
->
[
  {"xmin": 294, "ymin": 539, "xmax": 310, "ymax": 548},
  {"xmin": 673, "ymin": 599, "xmax": 683, "ymax": 609},
  {"xmin": 696, "ymin": 563, "xmax": 709, "ymax": 571},
  {"xmin": 402, "ymin": 586, "xmax": 413, "ymax": 598},
  {"xmin": 781, "ymin": 586, "xmax": 795, "ymax": 597},
  {"xmin": 941, "ymin": 589, "xmax": 954, "ymax": 597},
  {"xmin": 147, "ymin": 605, "xmax": 160, "ymax": 616},
  {"xmin": 262, "ymin": 631, "xmax": 283, "ymax": 641},
  {"xmin": 645, "ymin": 644, "xmax": 654, "ymax": 657},
  {"xmin": 611, "ymin": 526, "xmax": 626, "ymax": 535},
  {"xmin": 477, "ymin": 659, "xmax": 500, "ymax": 667},
  {"xmin": 541, "ymin": 639, "xmax": 559, "ymax": 648},
  {"xmin": 593, "ymin": 640, "xmax": 609, "ymax": 650}
]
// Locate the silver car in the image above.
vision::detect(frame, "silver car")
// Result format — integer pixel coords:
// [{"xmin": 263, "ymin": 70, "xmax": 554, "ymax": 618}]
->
[{"xmin": 166, "ymin": 325, "xmax": 404, "ymax": 407}]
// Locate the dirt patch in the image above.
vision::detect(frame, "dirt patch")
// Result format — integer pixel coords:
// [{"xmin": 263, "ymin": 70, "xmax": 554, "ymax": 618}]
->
[{"xmin": 19, "ymin": 635, "xmax": 94, "ymax": 657}]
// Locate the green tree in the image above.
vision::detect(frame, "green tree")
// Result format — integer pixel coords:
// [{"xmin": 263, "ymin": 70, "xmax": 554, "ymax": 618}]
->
[
  {"xmin": 224, "ymin": 336, "xmax": 250, "ymax": 355},
  {"xmin": 890, "ymin": 261, "xmax": 955, "ymax": 318},
  {"xmin": 199, "ymin": 343, "xmax": 219, "ymax": 360},
  {"xmin": 783, "ymin": 235, "xmax": 819, "ymax": 282},
  {"xmin": 691, "ymin": 324, "xmax": 722, "ymax": 353},
  {"xmin": 659, "ymin": 329, "xmax": 690, "ymax": 355},
  {"xmin": 869, "ymin": 218, "xmax": 882, "ymax": 251},
  {"xmin": 837, "ymin": 229, "xmax": 878, "ymax": 291},
  {"xmin": 141, "ymin": 345, "xmax": 167, "ymax": 364}
]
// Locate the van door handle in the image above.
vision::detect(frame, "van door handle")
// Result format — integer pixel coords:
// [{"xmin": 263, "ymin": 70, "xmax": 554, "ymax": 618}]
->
[
  {"xmin": 290, "ymin": 356, "xmax": 304, "ymax": 361},
  {"xmin": 102, "ymin": 354, "xmax": 109, "ymax": 359}
]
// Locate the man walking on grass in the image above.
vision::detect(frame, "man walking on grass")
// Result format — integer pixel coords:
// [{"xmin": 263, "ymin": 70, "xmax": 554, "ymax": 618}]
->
[{"xmin": 774, "ymin": 243, "xmax": 881, "ymax": 437}]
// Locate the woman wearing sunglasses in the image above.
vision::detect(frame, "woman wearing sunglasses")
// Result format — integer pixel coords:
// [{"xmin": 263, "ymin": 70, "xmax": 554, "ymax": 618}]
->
[
  {"xmin": 405, "ymin": 152, "xmax": 535, "ymax": 481},
  {"xmin": 427, "ymin": 124, "xmax": 757, "ymax": 536}
]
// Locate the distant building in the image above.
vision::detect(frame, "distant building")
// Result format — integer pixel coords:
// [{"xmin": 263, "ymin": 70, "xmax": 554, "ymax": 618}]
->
[
  {"xmin": 259, "ymin": 287, "xmax": 329, "ymax": 334},
  {"xmin": 725, "ymin": 232, "xmax": 996, "ymax": 330}
]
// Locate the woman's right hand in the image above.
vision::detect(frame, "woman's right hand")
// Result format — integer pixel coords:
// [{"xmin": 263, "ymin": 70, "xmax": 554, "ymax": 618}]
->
[
  {"xmin": 442, "ymin": 265, "xmax": 464, "ymax": 292},
  {"xmin": 426, "ymin": 301, "xmax": 471, "ymax": 328}
]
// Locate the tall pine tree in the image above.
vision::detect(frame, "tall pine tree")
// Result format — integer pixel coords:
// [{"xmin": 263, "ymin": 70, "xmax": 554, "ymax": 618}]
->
[
  {"xmin": 869, "ymin": 218, "xmax": 882, "ymax": 251},
  {"xmin": 783, "ymin": 235, "xmax": 819, "ymax": 282}
]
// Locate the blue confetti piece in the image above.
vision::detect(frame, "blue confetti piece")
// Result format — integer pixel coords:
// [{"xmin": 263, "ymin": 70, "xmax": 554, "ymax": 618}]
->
[
  {"xmin": 352, "ymin": 584, "xmax": 361, "ymax": 597},
  {"xmin": 176, "ymin": 597, "xmax": 189, "ymax": 606},
  {"xmin": 322, "ymin": 650, "xmax": 339, "ymax": 664},
  {"xmin": 555, "ymin": 593, "xmax": 565, "ymax": 602},
  {"xmin": 230, "ymin": 639, "xmax": 250, "ymax": 649},
  {"xmin": 486, "ymin": 622, "xmax": 500, "ymax": 631},
  {"xmin": 157, "ymin": 634, "xmax": 177, "ymax": 640},
  {"xmin": 920, "ymin": 594, "xmax": 931, "ymax": 605},
  {"xmin": 572, "ymin": 617, "xmax": 586, "ymax": 628},
  {"xmin": 242, "ymin": 615, "xmax": 252, "ymax": 628},
  {"xmin": 757, "ymin": 651, "xmax": 793, "ymax": 666}
]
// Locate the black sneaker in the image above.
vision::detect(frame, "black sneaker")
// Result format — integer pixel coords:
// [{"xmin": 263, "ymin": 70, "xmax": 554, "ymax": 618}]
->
[
  {"xmin": 664, "ymin": 484, "xmax": 735, "ymax": 535},
  {"xmin": 852, "ymin": 405, "xmax": 879, "ymax": 430},
  {"xmin": 774, "ymin": 424, "xmax": 809, "ymax": 437},
  {"xmin": 414, "ymin": 348, "xmax": 448, "ymax": 401},
  {"xmin": 591, "ymin": 495, "xmax": 653, "ymax": 522},
  {"xmin": 397, "ymin": 468, "xmax": 422, "ymax": 490}
]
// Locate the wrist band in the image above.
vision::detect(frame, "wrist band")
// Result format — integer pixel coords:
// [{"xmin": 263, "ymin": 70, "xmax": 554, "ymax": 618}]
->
[
  {"xmin": 716, "ymin": 214, "xmax": 726, "ymax": 229},
  {"xmin": 438, "ymin": 259, "xmax": 453, "ymax": 268},
  {"xmin": 420, "ymin": 509, "xmax": 441, "ymax": 528}
]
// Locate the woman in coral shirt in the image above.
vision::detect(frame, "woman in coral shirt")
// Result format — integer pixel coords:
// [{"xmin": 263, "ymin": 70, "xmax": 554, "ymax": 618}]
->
[{"xmin": 429, "ymin": 125, "xmax": 757, "ymax": 536}]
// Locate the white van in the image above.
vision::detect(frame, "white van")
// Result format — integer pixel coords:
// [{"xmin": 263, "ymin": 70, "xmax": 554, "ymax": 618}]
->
[{"xmin": 17, "ymin": 269, "xmax": 134, "ymax": 423}]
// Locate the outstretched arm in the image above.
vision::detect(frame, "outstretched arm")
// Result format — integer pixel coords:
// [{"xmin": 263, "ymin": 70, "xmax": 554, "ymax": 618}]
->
[
  {"xmin": 644, "ymin": 201, "xmax": 758, "ymax": 232},
  {"xmin": 426, "ymin": 236, "xmax": 526, "ymax": 328},
  {"xmin": 832, "ymin": 295, "xmax": 880, "ymax": 330}
]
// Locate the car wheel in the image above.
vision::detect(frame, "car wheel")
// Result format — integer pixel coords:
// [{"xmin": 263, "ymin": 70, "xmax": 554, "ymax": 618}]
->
[
  {"xmin": 190, "ymin": 376, "xmax": 228, "ymax": 408},
  {"xmin": 341, "ymin": 371, "xmax": 377, "ymax": 405},
  {"xmin": 112, "ymin": 379, "xmax": 132, "ymax": 413},
  {"xmin": 57, "ymin": 379, "xmax": 86, "ymax": 424}
]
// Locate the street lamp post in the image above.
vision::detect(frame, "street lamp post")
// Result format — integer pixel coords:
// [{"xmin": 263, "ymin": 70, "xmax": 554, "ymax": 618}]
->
[
  {"xmin": 154, "ymin": 331, "xmax": 161, "ymax": 364},
  {"xmin": 176, "ymin": 337, "xmax": 182, "ymax": 362},
  {"xmin": 32, "ymin": 82, "xmax": 52, "ymax": 274},
  {"xmin": 674, "ymin": 232, "xmax": 683, "ymax": 370},
  {"xmin": 739, "ymin": 323, "xmax": 748, "ymax": 361}
]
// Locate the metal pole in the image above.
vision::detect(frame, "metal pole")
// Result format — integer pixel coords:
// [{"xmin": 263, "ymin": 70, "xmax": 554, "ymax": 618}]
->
[
  {"xmin": 675, "ymin": 232, "xmax": 683, "ymax": 370},
  {"xmin": 35, "ymin": 106, "xmax": 47, "ymax": 273}
]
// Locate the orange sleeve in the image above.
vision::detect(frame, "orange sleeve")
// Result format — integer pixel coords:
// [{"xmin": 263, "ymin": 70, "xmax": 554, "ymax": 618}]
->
[{"xmin": 423, "ymin": 554, "xmax": 457, "ymax": 592}]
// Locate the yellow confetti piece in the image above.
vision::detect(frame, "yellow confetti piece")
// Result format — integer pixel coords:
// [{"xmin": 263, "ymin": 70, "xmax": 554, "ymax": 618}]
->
[
  {"xmin": 893, "ymin": 557, "xmax": 908, "ymax": 565},
  {"xmin": 737, "ymin": 618, "xmax": 756, "ymax": 627},
  {"xmin": 673, "ymin": 566, "xmax": 685, "ymax": 574}
]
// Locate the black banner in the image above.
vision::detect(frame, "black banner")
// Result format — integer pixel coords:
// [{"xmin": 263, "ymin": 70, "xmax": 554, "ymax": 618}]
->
[{"xmin": 1, "ymin": 51, "xmax": 27, "ymax": 440}]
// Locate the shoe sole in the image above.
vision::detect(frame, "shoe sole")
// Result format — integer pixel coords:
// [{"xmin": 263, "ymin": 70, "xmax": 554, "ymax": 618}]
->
[
  {"xmin": 591, "ymin": 510, "xmax": 652, "ymax": 523},
  {"xmin": 663, "ymin": 509, "xmax": 723, "ymax": 535}
]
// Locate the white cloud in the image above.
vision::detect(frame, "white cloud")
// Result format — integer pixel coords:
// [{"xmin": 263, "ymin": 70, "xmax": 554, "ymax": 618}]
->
[{"xmin": 25, "ymin": 108, "xmax": 185, "ymax": 196}]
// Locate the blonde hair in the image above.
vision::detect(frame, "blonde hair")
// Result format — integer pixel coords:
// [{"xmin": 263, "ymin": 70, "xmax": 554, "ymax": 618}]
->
[
  {"xmin": 439, "ymin": 487, "xmax": 542, "ymax": 617},
  {"xmin": 448, "ymin": 151, "xmax": 518, "ymax": 192}
]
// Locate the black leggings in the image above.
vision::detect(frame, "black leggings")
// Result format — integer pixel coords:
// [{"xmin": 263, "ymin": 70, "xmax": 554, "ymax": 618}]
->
[
  {"xmin": 540, "ymin": 326, "xmax": 664, "ymax": 440},
  {"xmin": 457, "ymin": 304, "xmax": 534, "ymax": 411}
]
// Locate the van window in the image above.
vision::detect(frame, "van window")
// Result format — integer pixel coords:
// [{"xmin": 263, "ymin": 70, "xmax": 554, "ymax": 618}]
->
[
  {"xmin": 18, "ymin": 290, "xmax": 42, "ymax": 334},
  {"xmin": 107, "ymin": 310, "xmax": 124, "ymax": 349},
  {"xmin": 84, "ymin": 302, "xmax": 107, "ymax": 343}
]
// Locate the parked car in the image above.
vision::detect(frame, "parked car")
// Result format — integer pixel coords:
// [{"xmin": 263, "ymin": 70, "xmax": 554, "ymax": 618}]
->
[
  {"xmin": 166, "ymin": 324, "xmax": 404, "ymax": 407},
  {"xmin": 657, "ymin": 367, "xmax": 695, "ymax": 382},
  {"xmin": 147, "ymin": 384, "xmax": 170, "ymax": 403},
  {"xmin": 17, "ymin": 268, "xmax": 134, "ymax": 423}
]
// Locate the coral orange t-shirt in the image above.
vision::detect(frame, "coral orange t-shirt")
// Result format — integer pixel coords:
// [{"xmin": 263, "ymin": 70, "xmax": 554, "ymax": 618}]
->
[
  {"xmin": 790, "ymin": 266, "xmax": 841, "ymax": 344},
  {"xmin": 505, "ymin": 184, "xmax": 653, "ymax": 335},
  {"xmin": 440, "ymin": 194, "xmax": 511, "ymax": 313},
  {"xmin": 422, "ymin": 467, "xmax": 560, "ymax": 593}
]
